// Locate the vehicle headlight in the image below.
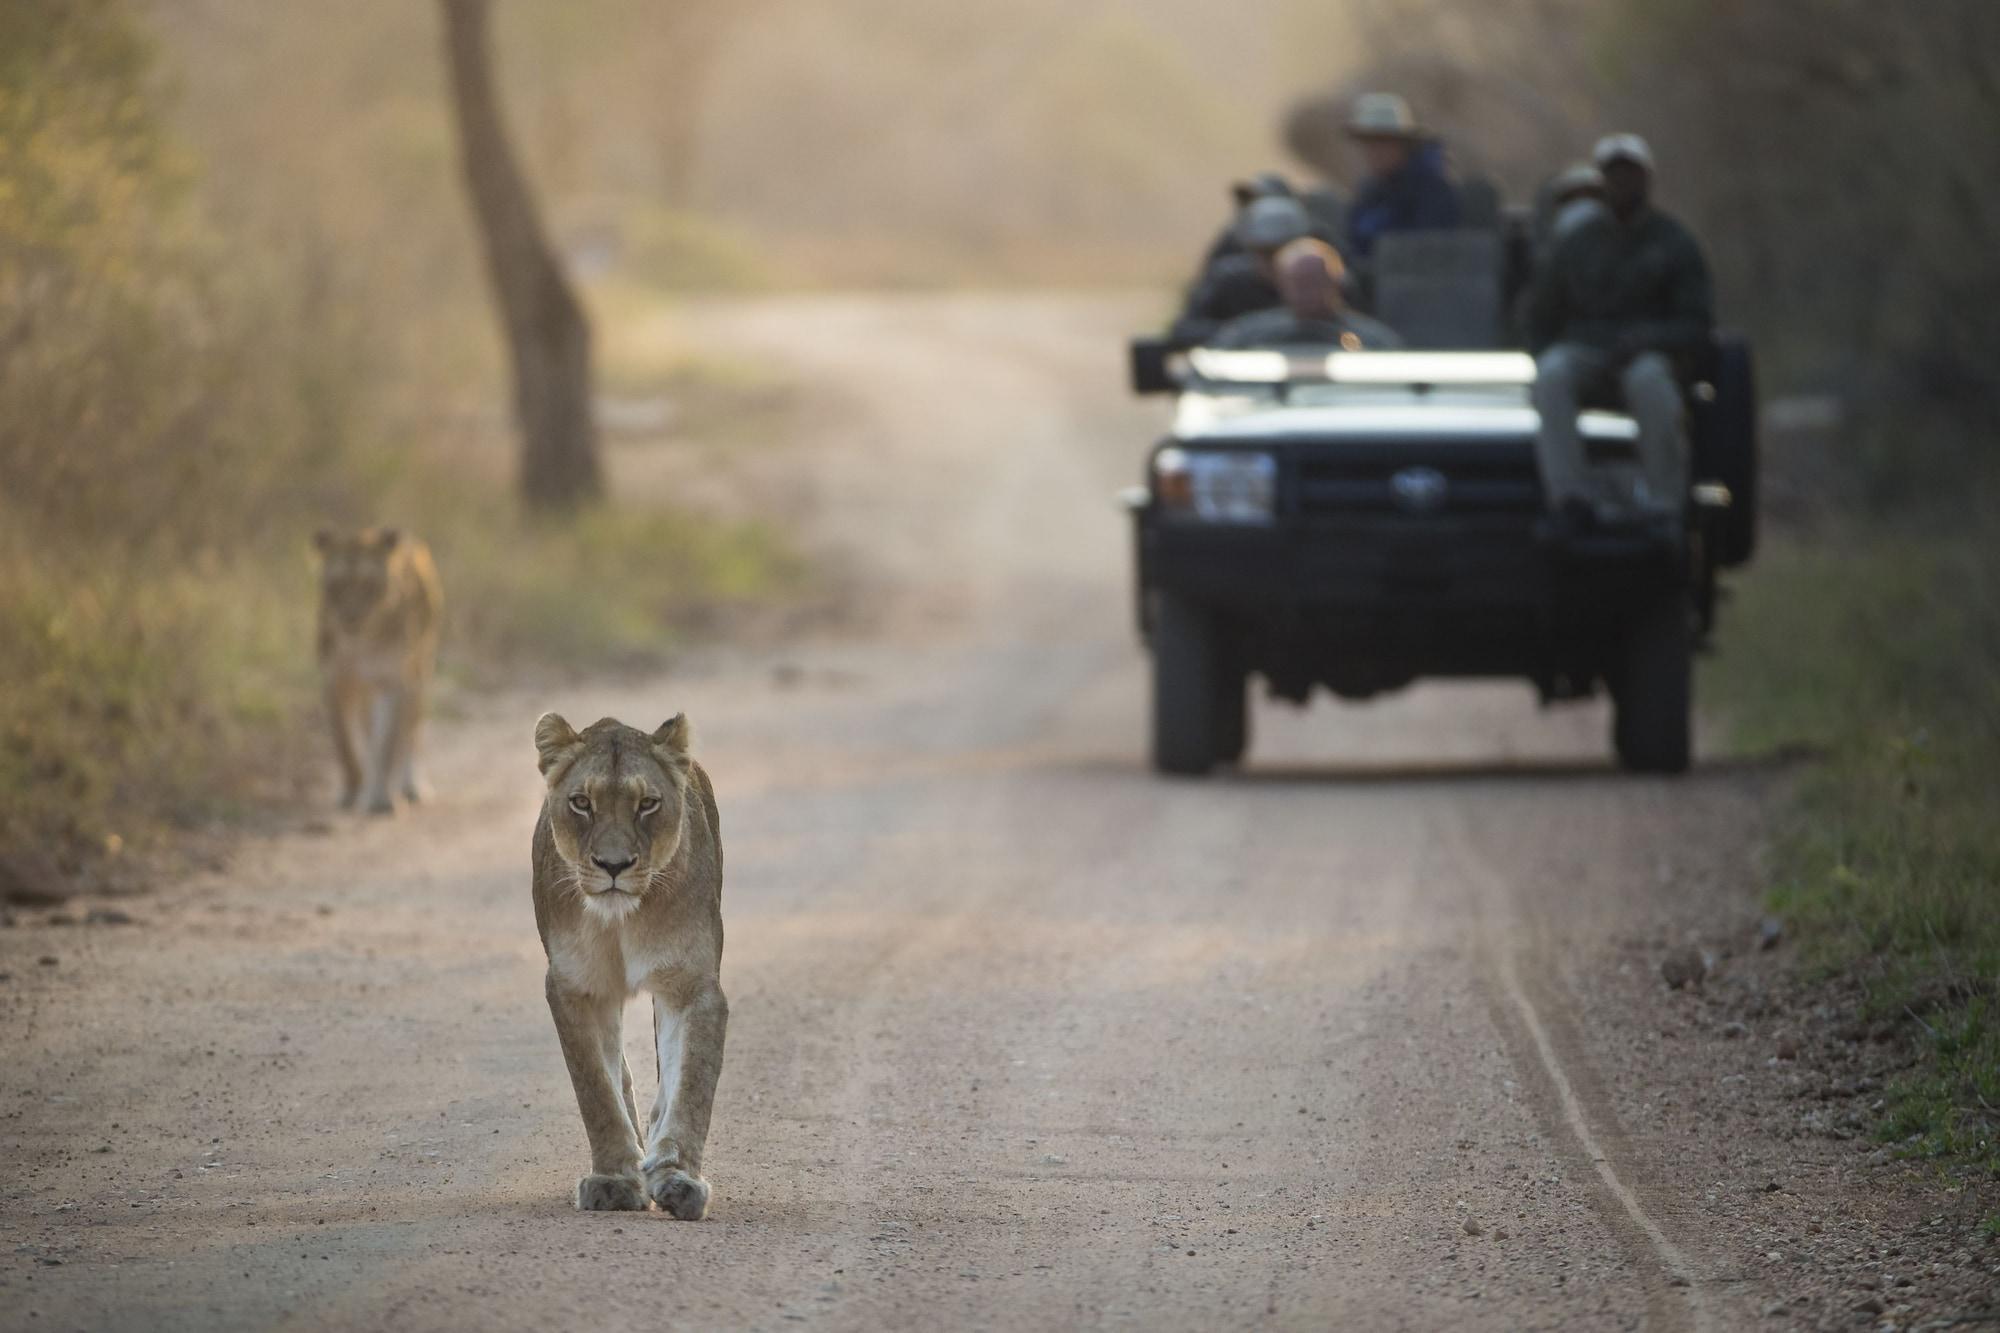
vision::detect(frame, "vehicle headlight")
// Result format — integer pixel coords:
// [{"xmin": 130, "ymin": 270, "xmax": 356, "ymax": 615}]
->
[{"xmin": 1153, "ymin": 447, "xmax": 1276, "ymax": 524}]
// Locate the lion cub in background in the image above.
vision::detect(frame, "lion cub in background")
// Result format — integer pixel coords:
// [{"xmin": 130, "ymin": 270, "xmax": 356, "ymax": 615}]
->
[
  {"xmin": 532, "ymin": 712, "xmax": 728, "ymax": 1217},
  {"xmin": 314, "ymin": 527, "xmax": 442, "ymax": 814}
]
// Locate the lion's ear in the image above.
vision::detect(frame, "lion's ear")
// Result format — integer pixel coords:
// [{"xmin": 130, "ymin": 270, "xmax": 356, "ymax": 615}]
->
[
  {"xmin": 534, "ymin": 712, "xmax": 582, "ymax": 778},
  {"xmin": 651, "ymin": 713, "xmax": 693, "ymax": 765},
  {"xmin": 313, "ymin": 528, "xmax": 338, "ymax": 555},
  {"xmin": 370, "ymin": 527, "xmax": 402, "ymax": 554}
]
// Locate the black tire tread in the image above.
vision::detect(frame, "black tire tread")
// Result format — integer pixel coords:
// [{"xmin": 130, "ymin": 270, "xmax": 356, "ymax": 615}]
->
[
  {"xmin": 1212, "ymin": 652, "xmax": 1248, "ymax": 767},
  {"xmin": 1151, "ymin": 592, "xmax": 1217, "ymax": 775},
  {"xmin": 1613, "ymin": 590, "xmax": 1693, "ymax": 774}
]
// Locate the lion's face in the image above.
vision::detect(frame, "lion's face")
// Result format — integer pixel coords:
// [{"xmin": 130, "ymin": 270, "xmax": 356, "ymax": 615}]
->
[
  {"xmin": 315, "ymin": 527, "xmax": 401, "ymax": 630},
  {"xmin": 535, "ymin": 713, "xmax": 693, "ymax": 920}
]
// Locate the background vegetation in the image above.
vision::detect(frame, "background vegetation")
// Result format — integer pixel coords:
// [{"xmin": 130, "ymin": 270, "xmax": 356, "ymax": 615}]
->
[{"xmin": 0, "ymin": 2, "xmax": 793, "ymax": 882}]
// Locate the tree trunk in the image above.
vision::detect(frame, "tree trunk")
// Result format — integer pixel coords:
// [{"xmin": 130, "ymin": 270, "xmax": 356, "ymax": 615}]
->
[{"xmin": 440, "ymin": 0, "xmax": 601, "ymax": 511}]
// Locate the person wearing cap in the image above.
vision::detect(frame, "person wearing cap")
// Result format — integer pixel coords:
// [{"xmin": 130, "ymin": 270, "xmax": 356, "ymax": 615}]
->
[
  {"xmin": 1544, "ymin": 162, "xmax": 1606, "ymax": 249},
  {"xmin": 1197, "ymin": 173, "xmax": 1346, "ymax": 273},
  {"xmin": 1233, "ymin": 171, "xmax": 1294, "ymax": 212},
  {"xmin": 1211, "ymin": 239, "xmax": 1404, "ymax": 351},
  {"xmin": 1342, "ymin": 92, "xmax": 1462, "ymax": 262},
  {"xmin": 1527, "ymin": 133, "xmax": 1713, "ymax": 532},
  {"xmin": 1170, "ymin": 194, "xmax": 1312, "ymax": 344},
  {"xmin": 1194, "ymin": 173, "xmax": 1298, "ymax": 270}
]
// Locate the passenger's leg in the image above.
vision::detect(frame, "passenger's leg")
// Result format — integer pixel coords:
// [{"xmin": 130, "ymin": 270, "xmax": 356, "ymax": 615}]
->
[
  {"xmin": 1532, "ymin": 344, "xmax": 1604, "ymax": 512},
  {"xmin": 1620, "ymin": 352, "xmax": 1688, "ymax": 514}
]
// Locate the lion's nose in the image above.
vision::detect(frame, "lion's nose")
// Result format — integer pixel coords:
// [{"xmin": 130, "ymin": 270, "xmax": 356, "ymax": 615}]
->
[{"xmin": 592, "ymin": 854, "xmax": 636, "ymax": 881}]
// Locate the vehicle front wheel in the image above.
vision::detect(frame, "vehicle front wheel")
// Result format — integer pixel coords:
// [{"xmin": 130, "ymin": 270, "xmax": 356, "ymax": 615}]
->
[
  {"xmin": 1212, "ymin": 648, "xmax": 1249, "ymax": 767},
  {"xmin": 1612, "ymin": 590, "xmax": 1693, "ymax": 774},
  {"xmin": 1151, "ymin": 591, "xmax": 1218, "ymax": 775}
]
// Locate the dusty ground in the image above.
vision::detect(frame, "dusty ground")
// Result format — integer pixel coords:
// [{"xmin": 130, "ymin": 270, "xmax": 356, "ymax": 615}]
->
[{"xmin": 2, "ymin": 295, "xmax": 1994, "ymax": 1331}]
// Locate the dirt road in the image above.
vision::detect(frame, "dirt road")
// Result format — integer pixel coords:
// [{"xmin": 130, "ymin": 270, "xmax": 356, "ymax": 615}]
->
[{"xmin": 4, "ymin": 295, "xmax": 1807, "ymax": 1329}]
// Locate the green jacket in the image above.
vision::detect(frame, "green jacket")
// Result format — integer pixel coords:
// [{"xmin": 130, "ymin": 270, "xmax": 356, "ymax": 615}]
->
[{"xmin": 1527, "ymin": 206, "xmax": 1714, "ymax": 361}]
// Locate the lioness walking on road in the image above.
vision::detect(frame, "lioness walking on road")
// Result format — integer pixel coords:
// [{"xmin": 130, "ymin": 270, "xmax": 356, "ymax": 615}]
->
[
  {"xmin": 314, "ymin": 527, "xmax": 442, "ymax": 814},
  {"xmin": 531, "ymin": 712, "xmax": 728, "ymax": 1217}
]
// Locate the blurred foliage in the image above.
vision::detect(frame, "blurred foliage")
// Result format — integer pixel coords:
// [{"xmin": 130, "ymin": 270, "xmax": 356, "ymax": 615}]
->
[
  {"xmin": 0, "ymin": 0, "xmax": 176, "ymax": 249},
  {"xmin": 1023, "ymin": 13, "xmax": 1259, "ymax": 235},
  {"xmin": 690, "ymin": 0, "xmax": 1278, "ymax": 268},
  {"xmin": 442, "ymin": 505, "xmax": 798, "ymax": 675},
  {"xmin": 1316, "ymin": 0, "xmax": 2000, "ymax": 437},
  {"xmin": 142, "ymin": 0, "xmax": 1293, "ymax": 292},
  {"xmin": 617, "ymin": 204, "xmax": 781, "ymax": 292},
  {"xmin": 0, "ymin": 1, "xmax": 796, "ymax": 874}
]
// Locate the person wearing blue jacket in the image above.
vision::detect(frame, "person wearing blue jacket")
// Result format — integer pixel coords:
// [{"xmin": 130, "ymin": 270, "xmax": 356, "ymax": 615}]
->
[{"xmin": 1342, "ymin": 93, "xmax": 1462, "ymax": 260}]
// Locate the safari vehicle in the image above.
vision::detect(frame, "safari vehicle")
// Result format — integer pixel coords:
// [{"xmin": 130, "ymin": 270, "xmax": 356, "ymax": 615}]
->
[{"xmin": 1123, "ymin": 267, "xmax": 1757, "ymax": 776}]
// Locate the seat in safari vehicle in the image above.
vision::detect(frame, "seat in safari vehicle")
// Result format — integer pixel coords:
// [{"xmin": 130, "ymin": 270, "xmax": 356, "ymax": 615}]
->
[{"xmin": 1370, "ymin": 229, "xmax": 1508, "ymax": 351}]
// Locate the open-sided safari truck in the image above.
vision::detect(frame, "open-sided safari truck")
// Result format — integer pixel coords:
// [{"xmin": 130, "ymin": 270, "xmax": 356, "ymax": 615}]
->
[{"xmin": 1124, "ymin": 232, "xmax": 1757, "ymax": 776}]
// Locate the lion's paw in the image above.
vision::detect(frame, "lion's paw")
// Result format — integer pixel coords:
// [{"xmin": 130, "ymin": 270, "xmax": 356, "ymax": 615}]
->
[
  {"xmin": 574, "ymin": 1172, "xmax": 647, "ymax": 1212},
  {"xmin": 645, "ymin": 1164, "xmax": 711, "ymax": 1220}
]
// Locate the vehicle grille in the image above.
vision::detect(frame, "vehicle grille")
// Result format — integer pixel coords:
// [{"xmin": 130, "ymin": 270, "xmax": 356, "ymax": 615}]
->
[{"xmin": 1292, "ymin": 441, "xmax": 1544, "ymax": 518}]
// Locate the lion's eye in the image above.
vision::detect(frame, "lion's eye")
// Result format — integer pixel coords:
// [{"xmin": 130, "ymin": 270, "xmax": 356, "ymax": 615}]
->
[
  {"xmin": 568, "ymin": 794, "xmax": 592, "ymax": 816},
  {"xmin": 637, "ymin": 796, "xmax": 661, "ymax": 816}
]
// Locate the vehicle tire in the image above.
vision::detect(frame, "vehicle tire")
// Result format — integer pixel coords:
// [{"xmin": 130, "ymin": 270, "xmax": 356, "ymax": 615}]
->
[
  {"xmin": 1693, "ymin": 333, "xmax": 1757, "ymax": 567},
  {"xmin": 1612, "ymin": 590, "xmax": 1693, "ymax": 775},
  {"xmin": 1212, "ymin": 649, "xmax": 1249, "ymax": 767},
  {"xmin": 1151, "ymin": 592, "xmax": 1217, "ymax": 776}
]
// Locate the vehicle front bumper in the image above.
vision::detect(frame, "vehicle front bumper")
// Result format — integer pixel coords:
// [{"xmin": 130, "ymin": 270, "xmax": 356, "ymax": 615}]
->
[{"xmin": 1133, "ymin": 507, "xmax": 1685, "ymax": 690}]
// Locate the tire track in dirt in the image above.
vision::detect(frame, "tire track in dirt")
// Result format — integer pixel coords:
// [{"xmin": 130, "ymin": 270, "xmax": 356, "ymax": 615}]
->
[{"xmin": 1442, "ymin": 808, "xmax": 1708, "ymax": 1332}]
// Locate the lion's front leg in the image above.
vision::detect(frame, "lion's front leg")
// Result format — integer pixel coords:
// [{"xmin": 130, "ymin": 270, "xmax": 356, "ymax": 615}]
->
[
  {"xmin": 364, "ymin": 684, "xmax": 425, "ymax": 815},
  {"xmin": 326, "ymin": 677, "xmax": 364, "ymax": 809},
  {"xmin": 619, "ymin": 1053, "xmax": 640, "ymax": 1138},
  {"xmin": 642, "ymin": 984, "xmax": 728, "ymax": 1220},
  {"xmin": 393, "ymin": 673, "xmax": 431, "ymax": 805},
  {"xmin": 544, "ymin": 973, "xmax": 646, "ymax": 1211}
]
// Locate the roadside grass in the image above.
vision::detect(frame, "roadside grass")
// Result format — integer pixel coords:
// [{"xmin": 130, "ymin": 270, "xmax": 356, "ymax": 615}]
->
[
  {"xmin": 433, "ymin": 493, "xmax": 800, "ymax": 680},
  {"xmin": 1878, "ymin": 1000, "xmax": 2000, "ymax": 1170},
  {"xmin": 0, "ymin": 543, "xmax": 314, "ymax": 876},
  {"xmin": 613, "ymin": 203, "xmax": 783, "ymax": 293},
  {"xmin": 0, "ymin": 435, "xmax": 801, "ymax": 882},
  {"xmin": 1706, "ymin": 527, "xmax": 2000, "ymax": 1181},
  {"xmin": 589, "ymin": 276, "xmax": 803, "ymax": 450}
]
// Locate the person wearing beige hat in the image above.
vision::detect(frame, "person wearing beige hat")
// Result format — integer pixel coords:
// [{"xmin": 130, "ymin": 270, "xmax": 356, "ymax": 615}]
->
[
  {"xmin": 1527, "ymin": 133, "xmax": 1713, "ymax": 535},
  {"xmin": 1343, "ymin": 92, "xmax": 1461, "ymax": 261}
]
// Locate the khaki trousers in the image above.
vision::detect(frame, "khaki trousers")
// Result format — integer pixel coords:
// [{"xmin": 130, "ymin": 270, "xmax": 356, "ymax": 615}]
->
[{"xmin": 1532, "ymin": 344, "xmax": 1686, "ymax": 514}]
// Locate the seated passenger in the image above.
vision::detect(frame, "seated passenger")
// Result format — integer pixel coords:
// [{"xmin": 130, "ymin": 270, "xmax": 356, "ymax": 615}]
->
[
  {"xmin": 1343, "ymin": 93, "xmax": 1462, "ymax": 262},
  {"xmin": 1542, "ymin": 162, "xmax": 1606, "ymax": 254},
  {"xmin": 1527, "ymin": 134, "xmax": 1714, "ymax": 532},
  {"xmin": 1170, "ymin": 195, "xmax": 1312, "ymax": 345},
  {"xmin": 1197, "ymin": 172, "xmax": 1295, "ymax": 270},
  {"xmin": 1211, "ymin": 240, "xmax": 1403, "ymax": 350}
]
